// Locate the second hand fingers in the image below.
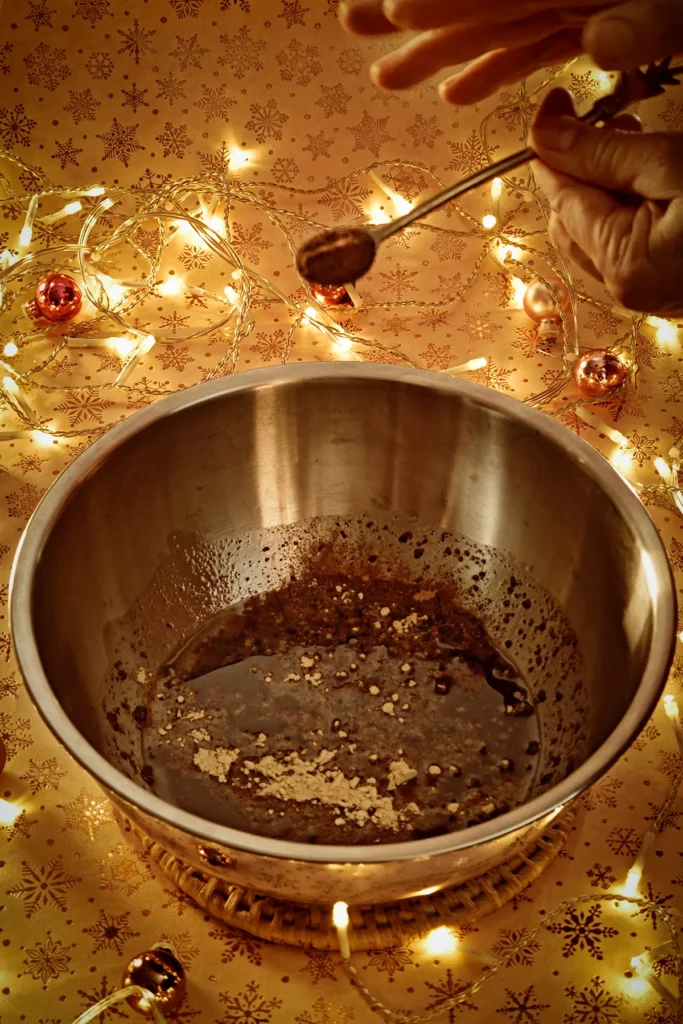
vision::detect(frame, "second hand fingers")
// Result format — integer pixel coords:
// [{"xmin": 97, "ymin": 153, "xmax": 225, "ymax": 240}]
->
[
  {"xmin": 339, "ymin": 0, "xmax": 400, "ymax": 35},
  {"xmin": 439, "ymin": 29, "xmax": 583, "ymax": 105},
  {"xmin": 371, "ymin": 11, "xmax": 562, "ymax": 90}
]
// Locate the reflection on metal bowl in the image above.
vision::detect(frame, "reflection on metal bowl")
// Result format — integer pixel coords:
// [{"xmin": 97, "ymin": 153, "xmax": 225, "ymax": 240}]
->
[{"xmin": 10, "ymin": 364, "xmax": 675, "ymax": 905}]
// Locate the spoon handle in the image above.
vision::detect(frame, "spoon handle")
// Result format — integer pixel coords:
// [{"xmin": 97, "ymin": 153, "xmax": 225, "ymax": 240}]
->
[{"xmin": 372, "ymin": 60, "xmax": 683, "ymax": 244}]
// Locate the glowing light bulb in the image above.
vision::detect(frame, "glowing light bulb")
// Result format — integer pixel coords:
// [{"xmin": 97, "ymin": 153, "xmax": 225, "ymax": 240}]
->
[
  {"xmin": 209, "ymin": 215, "xmax": 224, "ymax": 234},
  {"xmin": 368, "ymin": 205, "xmax": 391, "ymax": 225},
  {"xmin": 138, "ymin": 334, "xmax": 156, "ymax": 356},
  {"xmin": 19, "ymin": 226, "xmax": 32, "ymax": 248},
  {"xmin": 3, "ymin": 375, "xmax": 19, "ymax": 396},
  {"xmin": 105, "ymin": 282, "xmax": 126, "ymax": 306},
  {"xmin": 497, "ymin": 242, "xmax": 522, "ymax": 262},
  {"xmin": 393, "ymin": 194, "xmax": 413, "ymax": 215},
  {"xmin": 3, "ymin": 341, "xmax": 18, "ymax": 357},
  {"xmin": 333, "ymin": 335, "xmax": 352, "ymax": 354},
  {"xmin": 610, "ymin": 447, "xmax": 632, "ymax": 475},
  {"xmin": 224, "ymin": 285, "xmax": 242, "ymax": 309},
  {"xmin": 332, "ymin": 902, "xmax": 351, "ymax": 959},
  {"xmin": 623, "ymin": 865, "xmax": 642, "ymax": 897},
  {"xmin": 109, "ymin": 337, "xmax": 136, "ymax": 358},
  {"xmin": 230, "ymin": 147, "xmax": 251, "ymax": 170},
  {"xmin": 231, "ymin": 269, "xmax": 242, "ymax": 281},
  {"xmin": 423, "ymin": 926, "xmax": 458, "ymax": 957},
  {"xmin": 304, "ymin": 305, "xmax": 319, "ymax": 321},
  {"xmin": 482, "ymin": 214, "xmax": 497, "ymax": 230},
  {"xmin": 649, "ymin": 317, "xmax": 678, "ymax": 346},
  {"xmin": 64, "ymin": 201, "xmax": 82, "ymax": 215},
  {"xmin": 100, "ymin": 197, "xmax": 116, "ymax": 211},
  {"xmin": 654, "ymin": 457, "xmax": 673, "ymax": 484},
  {"xmin": 158, "ymin": 277, "xmax": 183, "ymax": 297},
  {"xmin": 85, "ymin": 185, "xmax": 105, "ymax": 196},
  {"xmin": 32, "ymin": 429, "xmax": 56, "ymax": 446},
  {"xmin": 1, "ymin": 249, "xmax": 14, "ymax": 269},
  {"xmin": 0, "ymin": 799, "xmax": 21, "ymax": 826},
  {"xmin": 511, "ymin": 278, "xmax": 527, "ymax": 309},
  {"xmin": 491, "ymin": 177, "xmax": 503, "ymax": 200}
]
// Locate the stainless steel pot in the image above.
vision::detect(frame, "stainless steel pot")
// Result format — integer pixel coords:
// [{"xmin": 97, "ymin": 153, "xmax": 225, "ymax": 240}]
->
[{"xmin": 10, "ymin": 364, "xmax": 675, "ymax": 905}]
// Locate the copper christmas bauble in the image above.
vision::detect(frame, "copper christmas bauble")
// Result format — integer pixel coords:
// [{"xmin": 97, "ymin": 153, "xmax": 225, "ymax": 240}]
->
[
  {"xmin": 310, "ymin": 282, "xmax": 351, "ymax": 307},
  {"xmin": 122, "ymin": 947, "xmax": 186, "ymax": 1016},
  {"xmin": 523, "ymin": 278, "xmax": 570, "ymax": 323},
  {"xmin": 27, "ymin": 273, "xmax": 82, "ymax": 323},
  {"xmin": 573, "ymin": 349, "xmax": 629, "ymax": 397},
  {"xmin": 0, "ymin": 735, "xmax": 6, "ymax": 776}
]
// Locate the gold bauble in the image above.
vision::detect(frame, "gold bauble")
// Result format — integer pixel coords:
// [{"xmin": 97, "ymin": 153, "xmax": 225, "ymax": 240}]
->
[
  {"xmin": 573, "ymin": 349, "xmax": 629, "ymax": 398},
  {"xmin": 523, "ymin": 278, "xmax": 570, "ymax": 323},
  {"xmin": 122, "ymin": 946, "xmax": 186, "ymax": 1016}
]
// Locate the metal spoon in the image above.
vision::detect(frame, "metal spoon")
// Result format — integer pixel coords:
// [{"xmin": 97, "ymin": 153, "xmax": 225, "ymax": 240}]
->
[{"xmin": 296, "ymin": 61, "xmax": 683, "ymax": 288}]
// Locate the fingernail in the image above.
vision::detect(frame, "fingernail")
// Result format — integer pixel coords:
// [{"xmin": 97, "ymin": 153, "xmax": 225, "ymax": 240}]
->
[
  {"xmin": 534, "ymin": 116, "xmax": 579, "ymax": 153},
  {"xmin": 590, "ymin": 17, "xmax": 638, "ymax": 63}
]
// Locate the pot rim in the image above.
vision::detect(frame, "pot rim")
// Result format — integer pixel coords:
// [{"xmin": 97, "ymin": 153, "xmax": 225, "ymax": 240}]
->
[{"xmin": 10, "ymin": 363, "xmax": 676, "ymax": 866}]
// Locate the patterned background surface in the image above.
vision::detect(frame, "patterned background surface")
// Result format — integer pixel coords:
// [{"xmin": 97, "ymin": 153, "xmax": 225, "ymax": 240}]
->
[{"xmin": 1, "ymin": 2, "xmax": 683, "ymax": 1022}]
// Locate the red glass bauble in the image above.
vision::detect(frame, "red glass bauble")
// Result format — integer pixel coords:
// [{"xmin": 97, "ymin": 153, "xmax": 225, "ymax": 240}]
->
[
  {"xmin": 573, "ymin": 349, "xmax": 629, "ymax": 397},
  {"xmin": 123, "ymin": 946, "xmax": 186, "ymax": 1016},
  {"xmin": 27, "ymin": 273, "xmax": 82, "ymax": 323},
  {"xmin": 310, "ymin": 282, "xmax": 352, "ymax": 307}
]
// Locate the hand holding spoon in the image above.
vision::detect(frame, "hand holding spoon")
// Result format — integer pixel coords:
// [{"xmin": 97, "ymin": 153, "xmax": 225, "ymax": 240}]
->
[{"xmin": 296, "ymin": 61, "xmax": 683, "ymax": 288}]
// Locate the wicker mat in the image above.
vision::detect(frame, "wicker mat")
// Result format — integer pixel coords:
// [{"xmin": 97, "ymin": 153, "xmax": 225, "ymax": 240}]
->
[{"xmin": 121, "ymin": 809, "xmax": 576, "ymax": 950}]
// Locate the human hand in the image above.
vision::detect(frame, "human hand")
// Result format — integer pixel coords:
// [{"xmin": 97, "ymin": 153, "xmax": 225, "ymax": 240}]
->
[
  {"xmin": 339, "ymin": 0, "xmax": 683, "ymax": 104},
  {"xmin": 531, "ymin": 88, "xmax": 683, "ymax": 316}
]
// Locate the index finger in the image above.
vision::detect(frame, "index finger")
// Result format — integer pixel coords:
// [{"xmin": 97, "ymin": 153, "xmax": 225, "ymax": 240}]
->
[
  {"xmin": 383, "ymin": 0, "xmax": 617, "ymax": 29},
  {"xmin": 339, "ymin": 0, "xmax": 400, "ymax": 34}
]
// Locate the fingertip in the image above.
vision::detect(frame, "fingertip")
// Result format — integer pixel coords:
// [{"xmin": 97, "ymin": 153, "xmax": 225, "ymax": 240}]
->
[{"xmin": 535, "ymin": 87, "xmax": 577, "ymax": 122}]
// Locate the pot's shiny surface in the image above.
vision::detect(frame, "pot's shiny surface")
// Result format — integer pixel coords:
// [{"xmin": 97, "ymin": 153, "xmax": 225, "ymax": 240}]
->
[{"xmin": 10, "ymin": 364, "xmax": 675, "ymax": 904}]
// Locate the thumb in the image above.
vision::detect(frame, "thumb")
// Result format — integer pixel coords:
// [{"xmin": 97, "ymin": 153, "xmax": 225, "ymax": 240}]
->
[
  {"xmin": 531, "ymin": 92, "xmax": 683, "ymax": 200},
  {"xmin": 584, "ymin": 0, "xmax": 683, "ymax": 71}
]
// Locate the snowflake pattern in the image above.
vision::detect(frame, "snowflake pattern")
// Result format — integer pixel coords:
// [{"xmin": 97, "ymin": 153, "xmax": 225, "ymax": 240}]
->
[
  {"xmin": 24, "ymin": 43, "xmax": 71, "ymax": 90},
  {"xmin": 8, "ymin": 857, "xmax": 81, "ymax": 917},
  {"xmin": 318, "ymin": 177, "xmax": 372, "ymax": 218},
  {"xmin": 26, "ymin": 0, "xmax": 56, "ymax": 31},
  {"xmin": 218, "ymin": 25, "xmax": 265, "ymax": 79},
  {"xmin": 0, "ymin": 103, "xmax": 37, "ymax": 148},
  {"xmin": 364, "ymin": 945, "xmax": 414, "ymax": 977},
  {"xmin": 586, "ymin": 864, "xmax": 617, "ymax": 890},
  {"xmin": 194, "ymin": 84, "xmax": 236, "ymax": 123},
  {"xmin": 279, "ymin": 0, "xmax": 309, "ymax": 28},
  {"xmin": 406, "ymin": 113, "xmax": 444, "ymax": 149},
  {"xmin": 295, "ymin": 998, "xmax": 355, "ymax": 1024},
  {"xmin": 55, "ymin": 391, "xmax": 115, "ymax": 424},
  {"xmin": 96, "ymin": 117, "xmax": 143, "ymax": 166},
  {"xmin": 496, "ymin": 986, "xmax": 550, "ymax": 1024},
  {"xmin": 420, "ymin": 342, "xmax": 453, "ymax": 368},
  {"xmin": 169, "ymin": 0, "xmax": 206, "ymax": 15},
  {"xmin": 170, "ymin": 33, "xmax": 208, "ymax": 71},
  {"xmin": 250, "ymin": 329, "xmax": 288, "ymax": 362},
  {"xmin": 271, "ymin": 157, "xmax": 299, "ymax": 184},
  {"xmin": 547, "ymin": 903, "xmax": 618, "ymax": 960},
  {"xmin": 291, "ymin": 949, "xmax": 338, "ymax": 984},
  {"xmin": 347, "ymin": 110, "xmax": 394, "ymax": 157},
  {"xmin": 245, "ymin": 99, "xmax": 289, "ymax": 143},
  {"xmin": 431, "ymin": 233, "xmax": 467, "ymax": 262},
  {"xmin": 52, "ymin": 138, "xmax": 82, "ymax": 169},
  {"xmin": 208, "ymin": 927, "xmax": 264, "ymax": 966},
  {"xmin": 23, "ymin": 935, "xmax": 73, "ymax": 986},
  {"xmin": 447, "ymin": 130, "xmax": 486, "ymax": 174},
  {"xmin": 86, "ymin": 51, "xmax": 114, "ymax": 79},
  {"xmin": 563, "ymin": 975, "xmax": 621, "ymax": 1023},
  {"xmin": 0, "ymin": 674, "xmax": 19, "ymax": 699},
  {"xmin": 74, "ymin": 0, "xmax": 111, "ymax": 25},
  {"xmin": 20, "ymin": 757, "xmax": 67, "ymax": 794},
  {"xmin": 83, "ymin": 909, "xmax": 140, "ymax": 955},
  {"xmin": 232, "ymin": 222, "xmax": 273, "ymax": 264},
  {"xmin": 317, "ymin": 82, "xmax": 352, "ymax": 118},
  {"xmin": 121, "ymin": 82, "xmax": 148, "ymax": 113},
  {"xmin": 77, "ymin": 976, "xmax": 128, "ymax": 1020},
  {"xmin": 491, "ymin": 928, "xmax": 540, "ymax": 967},
  {"xmin": 156, "ymin": 121, "xmax": 193, "ymax": 159},
  {"xmin": 5, "ymin": 483, "xmax": 45, "ymax": 519},
  {"xmin": 218, "ymin": 980, "xmax": 283, "ymax": 1024},
  {"xmin": 302, "ymin": 130, "xmax": 334, "ymax": 161},
  {"xmin": 157, "ymin": 343, "xmax": 193, "ymax": 368},
  {"xmin": 277, "ymin": 39, "xmax": 322, "ymax": 86},
  {"xmin": 424, "ymin": 968, "xmax": 478, "ymax": 1022},
  {"xmin": 117, "ymin": 19, "xmax": 156, "ymax": 65},
  {"xmin": 379, "ymin": 266, "xmax": 418, "ymax": 300},
  {"xmin": 64, "ymin": 87, "xmax": 100, "ymax": 123},
  {"xmin": 57, "ymin": 788, "xmax": 110, "ymax": 840}
]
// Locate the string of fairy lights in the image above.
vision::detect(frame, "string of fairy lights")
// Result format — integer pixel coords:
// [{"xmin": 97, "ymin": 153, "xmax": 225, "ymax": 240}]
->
[{"xmin": 1, "ymin": 60, "xmax": 682, "ymax": 1022}]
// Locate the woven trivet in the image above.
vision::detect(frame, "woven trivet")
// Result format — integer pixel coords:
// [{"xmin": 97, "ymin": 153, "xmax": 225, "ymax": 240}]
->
[{"xmin": 121, "ymin": 808, "xmax": 576, "ymax": 950}]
